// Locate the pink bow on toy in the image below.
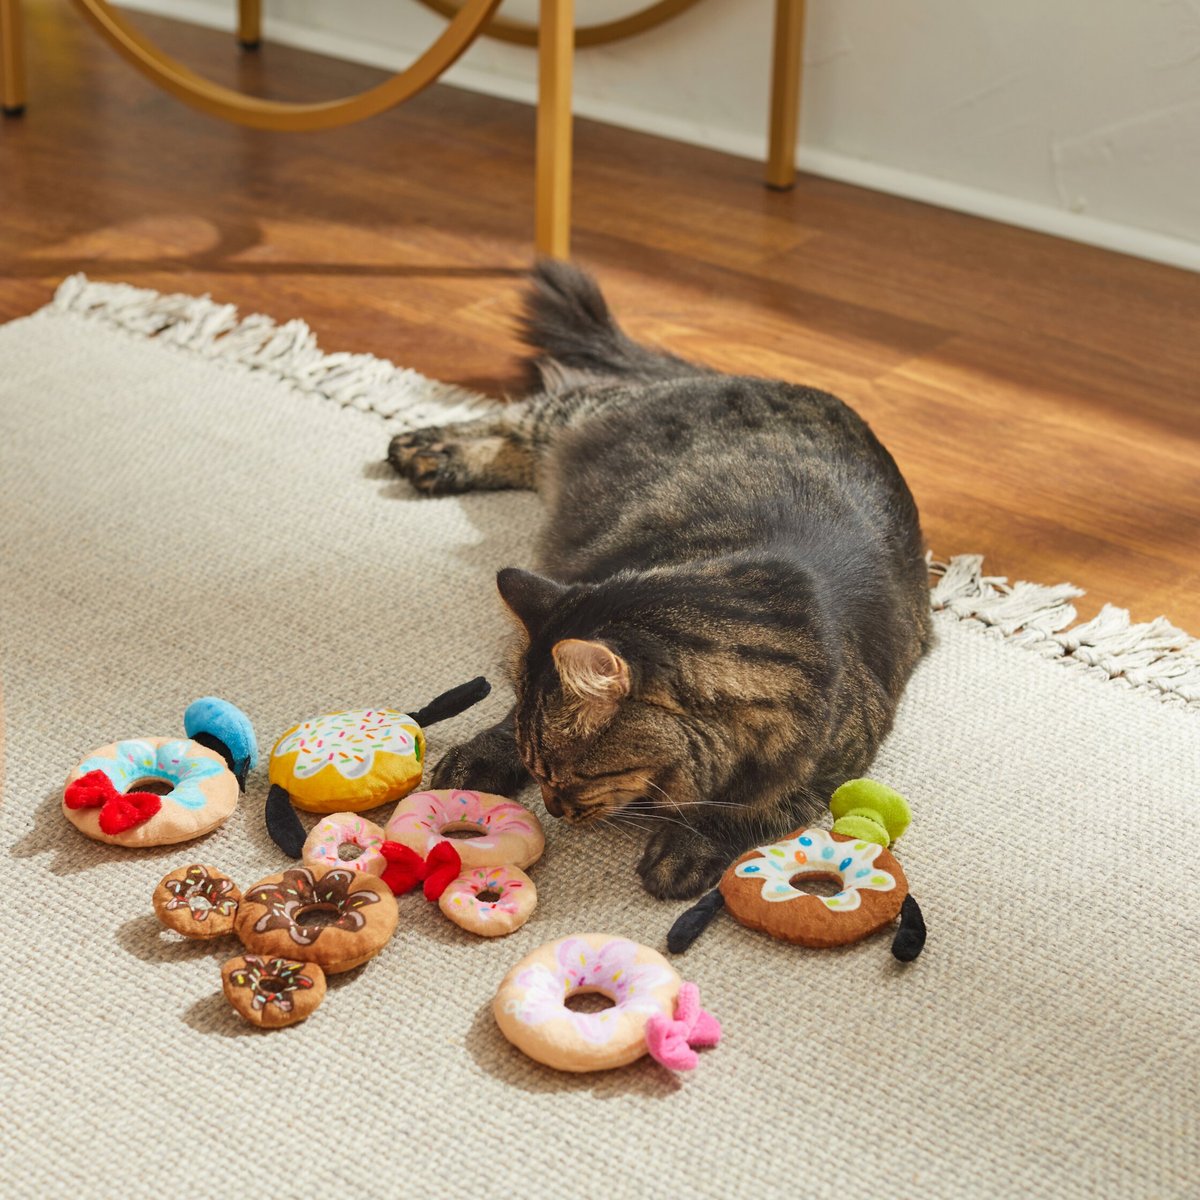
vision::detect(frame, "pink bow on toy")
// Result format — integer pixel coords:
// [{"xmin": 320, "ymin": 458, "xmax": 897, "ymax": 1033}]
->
[
  {"xmin": 379, "ymin": 840, "xmax": 462, "ymax": 900},
  {"xmin": 645, "ymin": 982, "xmax": 722, "ymax": 1071}
]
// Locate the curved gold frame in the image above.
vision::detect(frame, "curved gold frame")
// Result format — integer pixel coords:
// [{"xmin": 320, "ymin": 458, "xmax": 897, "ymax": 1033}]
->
[
  {"xmin": 410, "ymin": 0, "xmax": 704, "ymax": 48},
  {"xmin": 68, "ymin": 0, "xmax": 504, "ymax": 131},
  {"xmin": 7, "ymin": 0, "xmax": 805, "ymax": 258}
]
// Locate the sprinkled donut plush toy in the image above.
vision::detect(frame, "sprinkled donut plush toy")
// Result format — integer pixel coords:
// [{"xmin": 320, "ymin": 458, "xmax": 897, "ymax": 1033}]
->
[
  {"xmin": 264, "ymin": 677, "xmax": 491, "ymax": 859},
  {"xmin": 494, "ymin": 935, "xmax": 722, "ymax": 1073},
  {"xmin": 301, "ymin": 813, "xmax": 388, "ymax": 877},
  {"xmin": 376, "ymin": 788, "xmax": 546, "ymax": 937},
  {"xmin": 234, "ymin": 866, "xmax": 399, "ymax": 975},
  {"xmin": 668, "ymin": 779, "xmax": 927, "ymax": 962},
  {"xmin": 63, "ymin": 698, "xmax": 256, "ymax": 847},
  {"xmin": 148, "ymin": 861, "xmax": 391, "ymax": 1028}
]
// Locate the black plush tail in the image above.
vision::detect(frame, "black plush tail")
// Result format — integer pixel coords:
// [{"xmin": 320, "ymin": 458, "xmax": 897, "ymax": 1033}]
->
[
  {"xmin": 266, "ymin": 784, "xmax": 306, "ymax": 859},
  {"xmin": 666, "ymin": 889, "xmax": 726, "ymax": 954},
  {"xmin": 409, "ymin": 676, "xmax": 491, "ymax": 728},
  {"xmin": 520, "ymin": 260, "xmax": 707, "ymax": 390}
]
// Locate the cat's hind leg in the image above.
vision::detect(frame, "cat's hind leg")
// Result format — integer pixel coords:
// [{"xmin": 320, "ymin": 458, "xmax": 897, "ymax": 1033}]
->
[{"xmin": 387, "ymin": 413, "xmax": 536, "ymax": 496}]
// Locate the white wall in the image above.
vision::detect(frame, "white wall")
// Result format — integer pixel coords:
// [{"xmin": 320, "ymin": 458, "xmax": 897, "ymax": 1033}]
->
[{"xmin": 116, "ymin": 0, "xmax": 1200, "ymax": 268}]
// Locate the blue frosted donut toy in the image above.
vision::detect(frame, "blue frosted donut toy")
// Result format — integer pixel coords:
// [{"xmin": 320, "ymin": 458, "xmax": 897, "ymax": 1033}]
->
[{"xmin": 62, "ymin": 698, "xmax": 256, "ymax": 848}]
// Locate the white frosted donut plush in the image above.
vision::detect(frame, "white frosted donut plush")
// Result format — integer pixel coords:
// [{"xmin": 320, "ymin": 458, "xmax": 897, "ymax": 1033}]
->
[
  {"xmin": 494, "ymin": 935, "xmax": 681, "ymax": 1072},
  {"xmin": 386, "ymin": 789, "xmax": 544, "ymax": 870},
  {"xmin": 302, "ymin": 812, "xmax": 387, "ymax": 876},
  {"xmin": 440, "ymin": 866, "xmax": 537, "ymax": 937}
]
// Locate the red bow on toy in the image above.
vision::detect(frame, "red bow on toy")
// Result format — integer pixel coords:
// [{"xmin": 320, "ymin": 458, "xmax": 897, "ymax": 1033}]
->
[
  {"xmin": 644, "ymin": 982, "xmax": 722, "ymax": 1072},
  {"xmin": 64, "ymin": 769, "xmax": 162, "ymax": 835},
  {"xmin": 379, "ymin": 840, "xmax": 462, "ymax": 900}
]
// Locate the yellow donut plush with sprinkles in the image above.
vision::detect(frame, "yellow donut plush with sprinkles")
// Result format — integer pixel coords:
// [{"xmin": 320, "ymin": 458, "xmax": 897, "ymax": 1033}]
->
[
  {"xmin": 269, "ymin": 709, "xmax": 424, "ymax": 814},
  {"xmin": 264, "ymin": 679, "xmax": 492, "ymax": 860}
]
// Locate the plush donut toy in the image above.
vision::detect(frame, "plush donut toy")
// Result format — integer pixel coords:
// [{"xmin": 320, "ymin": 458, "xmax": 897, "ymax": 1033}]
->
[
  {"xmin": 376, "ymin": 789, "xmax": 545, "ymax": 937},
  {"xmin": 302, "ymin": 813, "xmax": 388, "ymax": 877},
  {"xmin": 439, "ymin": 865, "xmax": 537, "ymax": 937},
  {"xmin": 667, "ymin": 779, "xmax": 927, "ymax": 962},
  {"xmin": 264, "ymin": 678, "xmax": 491, "ymax": 859},
  {"xmin": 385, "ymin": 789, "xmax": 545, "ymax": 870},
  {"xmin": 153, "ymin": 864, "xmax": 242, "ymax": 939},
  {"xmin": 63, "ymin": 698, "xmax": 255, "ymax": 848},
  {"xmin": 221, "ymin": 955, "xmax": 327, "ymax": 1028},
  {"xmin": 234, "ymin": 866, "xmax": 399, "ymax": 974},
  {"xmin": 494, "ymin": 935, "xmax": 721, "ymax": 1073}
]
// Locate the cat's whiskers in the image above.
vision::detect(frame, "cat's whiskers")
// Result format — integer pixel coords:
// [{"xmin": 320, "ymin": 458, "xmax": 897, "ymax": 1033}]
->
[
  {"xmin": 631, "ymin": 774, "xmax": 712, "ymax": 838},
  {"xmin": 613, "ymin": 807, "xmax": 701, "ymax": 836},
  {"xmin": 597, "ymin": 815, "xmax": 637, "ymax": 845}
]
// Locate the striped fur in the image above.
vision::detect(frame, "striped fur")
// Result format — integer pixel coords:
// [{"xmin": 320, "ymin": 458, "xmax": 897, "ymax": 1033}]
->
[{"xmin": 389, "ymin": 262, "xmax": 932, "ymax": 899}]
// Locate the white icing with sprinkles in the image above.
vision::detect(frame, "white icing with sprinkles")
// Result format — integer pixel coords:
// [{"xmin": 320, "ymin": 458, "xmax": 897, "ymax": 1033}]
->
[
  {"xmin": 273, "ymin": 710, "xmax": 417, "ymax": 781},
  {"xmin": 733, "ymin": 828, "xmax": 895, "ymax": 911}
]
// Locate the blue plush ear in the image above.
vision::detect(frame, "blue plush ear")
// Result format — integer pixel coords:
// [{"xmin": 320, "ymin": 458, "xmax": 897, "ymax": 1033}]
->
[{"xmin": 184, "ymin": 697, "xmax": 258, "ymax": 788}]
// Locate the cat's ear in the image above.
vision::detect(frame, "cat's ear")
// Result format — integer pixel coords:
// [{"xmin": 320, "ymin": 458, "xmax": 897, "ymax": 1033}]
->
[
  {"xmin": 552, "ymin": 639, "xmax": 631, "ymax": 713},
  {"xmin": 496, "ymin": 567, "xmax": 567, "ymax": 636}
]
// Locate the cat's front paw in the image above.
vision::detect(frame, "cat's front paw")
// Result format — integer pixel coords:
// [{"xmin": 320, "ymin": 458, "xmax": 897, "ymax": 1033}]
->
[
  {"xmin": 431, "ymin": 728, "xmax": 528, "ymax": 795},
  {"xmin": 637, "ymin": 826, "xmax": 729, "ymax": 900}
]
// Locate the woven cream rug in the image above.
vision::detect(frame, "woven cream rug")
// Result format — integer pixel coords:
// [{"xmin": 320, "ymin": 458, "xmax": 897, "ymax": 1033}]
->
[{"xmin": 1, "ymin": 279, "xmax": 1197, "ymax": 1200}]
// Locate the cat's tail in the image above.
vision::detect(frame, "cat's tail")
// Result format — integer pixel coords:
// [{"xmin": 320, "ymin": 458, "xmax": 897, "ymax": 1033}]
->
[{"xmin": 520, "ymin": 260, "xmax": 709, "ymax": 391}]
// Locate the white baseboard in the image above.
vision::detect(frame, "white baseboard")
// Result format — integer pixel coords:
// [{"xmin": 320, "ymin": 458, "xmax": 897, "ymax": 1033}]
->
[{"xmin": 112, "ymin": 0, "xmax": 1200, "ymax": 273}]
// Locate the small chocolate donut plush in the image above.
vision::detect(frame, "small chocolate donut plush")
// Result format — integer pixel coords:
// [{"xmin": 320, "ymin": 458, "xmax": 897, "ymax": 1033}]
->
[
  {"xmin": 153, "ymin": 864, "xmax": 242, "ymax": 939},
  {"xmin": 222, "ymin": 955, "xmax": 326, "ymax": 1028},
  {"xmin": 668, "ymin": 779, "xmax": 927, "ymax": 962}
]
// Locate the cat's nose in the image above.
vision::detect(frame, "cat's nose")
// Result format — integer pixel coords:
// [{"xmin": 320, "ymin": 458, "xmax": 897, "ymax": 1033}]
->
[{"xmin": 540, "ymin": 782, "xmax": 564, "ymax": 818}]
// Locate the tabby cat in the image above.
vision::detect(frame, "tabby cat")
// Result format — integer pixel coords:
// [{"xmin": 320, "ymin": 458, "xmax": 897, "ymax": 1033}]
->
[{"xmin": 388, "ymin": 263, "xmax": 932, "ymax": 899}]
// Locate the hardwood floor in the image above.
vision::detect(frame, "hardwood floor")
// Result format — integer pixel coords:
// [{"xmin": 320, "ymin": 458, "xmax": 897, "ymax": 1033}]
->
[{"xmin": 2, "ymin": 1, "xmax": 1198, "ymax": 629}]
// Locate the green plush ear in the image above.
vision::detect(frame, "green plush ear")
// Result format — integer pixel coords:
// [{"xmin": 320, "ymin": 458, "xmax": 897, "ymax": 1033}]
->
[{"xmin": 829, "ymin": 778, "xmax": 911, "ymax": 847}]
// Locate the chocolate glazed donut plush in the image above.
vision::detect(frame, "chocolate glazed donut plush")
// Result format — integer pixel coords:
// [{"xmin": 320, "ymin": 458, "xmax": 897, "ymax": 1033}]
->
[
  {"xmin": 264, "ymin": 677, "xmax": 492, "ymax": 858},
  {"xmin": 667, "ymin": 780, "xmax": 927, "ymax": 962}
]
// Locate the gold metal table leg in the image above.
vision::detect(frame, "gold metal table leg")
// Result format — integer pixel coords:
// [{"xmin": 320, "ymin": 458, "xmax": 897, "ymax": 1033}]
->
[
  {"xmin": 766, "ymin": 0, "xmax": 805, "ymax": 190},
  {"xmin": 1, "ymin": 0, "xmax": 26, "ymax": 116},
  {"xmin": 237, "ymin": 0, "xmax": 262, "ymax": 51},
  {"xmin": 536, "ymin": 0, "xmax": 574, "ymax": 258}
]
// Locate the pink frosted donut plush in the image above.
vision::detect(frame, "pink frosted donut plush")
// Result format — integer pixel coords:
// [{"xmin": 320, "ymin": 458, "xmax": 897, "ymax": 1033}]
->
[
  {"xmin": 386, "ymin": 789, "xmax": 544, "ymax": 870},
  {"xmin": 494, "ymin": 935, "xmax": 682, "ymax": 1072},
  {"xmin": 440, "ymin": 865, "xmax": 537, "ymax": 937},
  {"xmin": 302, "ymin": 812, "xmax": 387, "ymax": 876}
]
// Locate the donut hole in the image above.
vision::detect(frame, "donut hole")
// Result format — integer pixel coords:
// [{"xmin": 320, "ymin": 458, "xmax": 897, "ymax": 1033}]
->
[
  {"xmin": 337, "ymin": 841, "xmax": 364, "ymax": 861},
  {"xmin": 476, "ymin": 888, "xmax": 503, "ymax": 903},
  {"xmin": 441, "ymin": 822, "xmax": 486, "ymax": 840},
  {"xmin": 258, "ymin": 976, "xmax": 287, "ymax": 995},
  {"xmin": 295, "ymin": 903, "xmax": 341, "ymax": 929},
  {"xmin": 127, "ymin": 776, "xmax": 175, "ymax": 796},
  {"xmin": 564, "ymin": 989, "xmax": 616, "ymax": 1014},
  {"xmin": 789, "ymin": 872, "xmax": 843, "ymax": 897}
]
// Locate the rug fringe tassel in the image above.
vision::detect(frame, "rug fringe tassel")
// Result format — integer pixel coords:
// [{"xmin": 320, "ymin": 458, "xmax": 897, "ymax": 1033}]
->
[
  {"xmin": 48, "ymin": 274, "xmax": 501, "ymax": 429},
  {"xmin": 930, "ymin": 555, "xmax": 1200, "ymax": 709}
]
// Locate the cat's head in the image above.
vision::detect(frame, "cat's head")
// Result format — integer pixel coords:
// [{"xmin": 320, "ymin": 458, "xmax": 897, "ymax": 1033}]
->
[{"xmin": 496, "ymin": 564, "xmax": 818, "ymax": 825}]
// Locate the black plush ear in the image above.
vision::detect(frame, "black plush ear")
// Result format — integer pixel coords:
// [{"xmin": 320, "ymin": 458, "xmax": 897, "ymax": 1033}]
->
[{"xmin": 497, "ymin": 567, "xmax": 567, "ymax": 636}]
